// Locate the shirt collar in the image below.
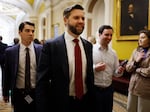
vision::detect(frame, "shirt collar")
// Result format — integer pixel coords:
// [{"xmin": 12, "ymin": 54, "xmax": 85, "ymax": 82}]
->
[
  {"xmin": 97, "ymin": 43, "xmax": 109, "ymax": 51},
  {"xmin": 64, "ymin": 31, "xmax": 81, "ymax": 42},
  {"xmin": 20, "ymin": 42, "xmax": 34, "ymax": 51}
]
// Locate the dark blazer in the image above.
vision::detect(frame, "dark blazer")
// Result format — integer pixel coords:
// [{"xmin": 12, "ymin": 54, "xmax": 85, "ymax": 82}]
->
[
  {"xmin": 0, "ymin": 42, "xmax": 8, "ymax": 90},
  {"xmin": 36, "ymin": 34, "xmax": 94, "ymax": 112},
  {"xmin": 2, "ymin": 43, "xmax": 42, "ymax": 100},
  {"xmin": 0, "ymin": 42, "xmax": 8, "ymax": 65}
]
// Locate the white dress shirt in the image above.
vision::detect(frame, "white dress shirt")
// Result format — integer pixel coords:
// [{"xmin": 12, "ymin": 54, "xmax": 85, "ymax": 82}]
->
[
  {"xmin": 16, "ymin": 42, "xmax": 36, "ymax": 89},
  {"xmin": 64, "ymin": 31, "xmax": 87, "ymax": 96},
  {"xmin": 93, "ymin": 43, "xmax": 122, "ymax": 87}
]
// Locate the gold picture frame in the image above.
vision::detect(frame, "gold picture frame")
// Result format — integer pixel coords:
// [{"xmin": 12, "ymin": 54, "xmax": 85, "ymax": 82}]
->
[{"xmin": 115, "ymin": 0, "xmax": 150, "ymax": 40}]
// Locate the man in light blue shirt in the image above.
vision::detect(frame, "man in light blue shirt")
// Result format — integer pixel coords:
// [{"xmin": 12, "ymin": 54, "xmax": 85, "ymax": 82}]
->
[{"xmin": 93, "ymin": 25, "xmax": 125, "ymax": 112}]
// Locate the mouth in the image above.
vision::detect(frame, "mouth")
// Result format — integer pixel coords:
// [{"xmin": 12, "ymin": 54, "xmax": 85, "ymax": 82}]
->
[{"xmin": 77, "ymin": 25, "xmax": 84, "ymax": 30}]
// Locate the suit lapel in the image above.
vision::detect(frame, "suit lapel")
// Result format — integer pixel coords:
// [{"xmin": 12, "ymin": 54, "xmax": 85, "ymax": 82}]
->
[
  {"xmin": 13, "ymin": 45, "xmax": 20, "ymax": 77},
  {"xmin": 33, "ymin": 44, "xmax": 41, "ymax": 64},
  {"xmin": 81, "ymin": 38, "xmax": 89, "ymax": 62},
  {"xmin": 57, "ymin": 35, "xmax": 69, "ymax": 79}
]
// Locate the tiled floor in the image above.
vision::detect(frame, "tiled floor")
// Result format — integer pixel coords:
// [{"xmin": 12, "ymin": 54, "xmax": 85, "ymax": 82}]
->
[
  {"xmin": 0, "ymin": 68, "xmax": 13, "ymax": 112},
  {"xmin": 0, "ymin": 100, "xmax": 13, "ymax": 112},
  {"xmin": 113, "ymin": 92, "xmax": 127, "ymax": 112}
]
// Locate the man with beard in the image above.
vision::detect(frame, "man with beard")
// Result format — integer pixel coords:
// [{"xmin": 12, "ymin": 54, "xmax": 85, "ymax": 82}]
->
[{"xmin": 36, "ymin": 4, "xmax": 94, "ymax": 112}]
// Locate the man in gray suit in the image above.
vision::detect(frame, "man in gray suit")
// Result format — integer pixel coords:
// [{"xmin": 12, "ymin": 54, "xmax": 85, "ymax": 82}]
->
[{"xmin": 2, "ymin": 21, "xmax": 42, "ymax": 112}]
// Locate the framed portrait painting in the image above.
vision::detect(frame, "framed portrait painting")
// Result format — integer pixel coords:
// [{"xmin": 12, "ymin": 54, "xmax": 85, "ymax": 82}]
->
[{"xmin": 115, "ymin": 0, "xmax": 150, "ymax": 40}]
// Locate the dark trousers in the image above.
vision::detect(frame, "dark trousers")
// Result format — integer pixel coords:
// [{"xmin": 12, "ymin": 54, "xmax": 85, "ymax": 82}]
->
[
  {"xmin": 12, "ymin": 88, "xmax": 36, "ymax": 112},
  {"xmin": 94, "ymin": 84, "xmax": 114, "ymax": 112},
  {"xmin": 69, "ymin": 93, "xmax": 94, "ymax": 112}
]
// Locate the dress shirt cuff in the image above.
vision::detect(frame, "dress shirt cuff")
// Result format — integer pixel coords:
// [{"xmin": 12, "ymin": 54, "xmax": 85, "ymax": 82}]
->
[{"xmin": 93, "ymin": 64, "xmax": 96, "ymax": 71}]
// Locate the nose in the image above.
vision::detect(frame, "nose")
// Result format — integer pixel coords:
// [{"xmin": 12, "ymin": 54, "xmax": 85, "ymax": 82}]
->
[
  {"xmin": 29, "ymin": 30, "xmax": 34, "ymax": 35},
  {"xmin": 79, "ymin": 17, "xmax": 84, "ymax": 23},
  {"xmin": 108, "ymin": 35, "xmax": 112, "ymax": 39}
]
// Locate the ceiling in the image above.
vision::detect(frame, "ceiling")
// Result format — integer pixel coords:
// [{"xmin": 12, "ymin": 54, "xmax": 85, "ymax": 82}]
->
[
  {"xmin": 0, "ymin": 0, "xmax": 48, "ymax": 16},
  {"xmin": 0, "ymin": 0, "xmax": 66, "ymax": 23},
  {"xmin": 0, "ymin": 0, "xmax": 45, "ymax": 44},
  {"xmin": 0, "ymin": 0, "xmax": 65, "ymax": 44},
  {"xmin": 0, "ymin": 0, "xmax": 63, "ymax": 14}
]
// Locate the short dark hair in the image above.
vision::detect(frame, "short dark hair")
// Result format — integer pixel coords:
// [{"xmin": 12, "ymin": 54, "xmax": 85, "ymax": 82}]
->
[
  {"xmin": 63, "ymin": 4, "xmax": 84, "ymax": 18},
  {"xmin": 139, "ymin": 30, "xmax": 150, "ymax": 39},
  {"xmin": 19, "ymin": 21, "xmax": 35, "ymax": 32},
  {"xmin": 14, "ymin": 37, "xmax": 19, "ymax": 44},
  {"xmin": 98, "ymin": 25, "xmax": 113, "ymax": 34}
]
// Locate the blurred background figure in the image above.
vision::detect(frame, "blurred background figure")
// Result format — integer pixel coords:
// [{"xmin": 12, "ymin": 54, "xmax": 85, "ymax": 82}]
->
[
  {"xmin": 87, "ymin": 36, "xmax": 96, "ymax": 44},
  {"xmin": 34, "ymin": 38, "xmax": 41, "ymax": 44},
  {"xmin": 0, "ymin": 36, "xmax": 8, "ymax": 90},
  {"xmin": 40, "ymin": 39, "xmax": 45, "ymax": 45},
  {"xmin": 0, "ymin": 36, "xmax": 8, "ymax": 64},
  {"xmin": 13, "ymin": 37, "xmax": 20, "ymax": 45}
]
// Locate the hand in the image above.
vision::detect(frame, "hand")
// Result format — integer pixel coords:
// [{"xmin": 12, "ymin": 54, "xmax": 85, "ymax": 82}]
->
[
  {"xmin": 95, "ymin": 62, "xmax": 106, "ymax": 72},
  {"xmin": 135, "ymin": 50, "xmax": 145, "ymax": 62},
  {"xmin": 120, "ymin": 60, "xmax": 128, "ymax": 67},
  {"xmin": 117, "ymin": 66, "xmax": 125, "ymax": 74}
]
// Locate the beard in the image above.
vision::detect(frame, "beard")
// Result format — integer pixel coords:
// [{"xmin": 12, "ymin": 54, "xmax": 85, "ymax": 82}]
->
[{"xmin": 68, "ymin": 24, "xmax": 84, "ymax": 35}]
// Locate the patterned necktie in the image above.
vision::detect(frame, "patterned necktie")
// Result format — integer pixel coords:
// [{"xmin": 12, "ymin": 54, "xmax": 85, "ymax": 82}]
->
[
  {"xmin": 25, "ymin": 48, "xmax": 31, "ymax": 91},
  {"xmin": 73, "ymin": 39, "xmax": 83, "ymax": 99}
]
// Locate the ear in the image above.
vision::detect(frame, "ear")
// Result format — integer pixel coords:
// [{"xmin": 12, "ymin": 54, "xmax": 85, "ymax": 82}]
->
[
  {"xmin": 99, "ymin": 33, "xmax": 101, "ymax": 37},
  {"xmin": 64, "ymin": 17, "xmax": 68, "ymax": 26},
  {"xmin": 148, "ymin": 39, "xmax": 150, "ymax": 45}
]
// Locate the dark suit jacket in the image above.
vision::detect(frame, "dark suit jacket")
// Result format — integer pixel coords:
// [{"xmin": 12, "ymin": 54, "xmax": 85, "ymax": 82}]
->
[
  {"xmin": 2, "ymin": 43, "xmax": 42, "ymax": 100},
  {"xmin": 36, "ymin": 34, "xmax": 94, "ymax": 112},
  {"xmin": 0, "ymin": 42, "xmax": 8, "ymax": 65}
]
